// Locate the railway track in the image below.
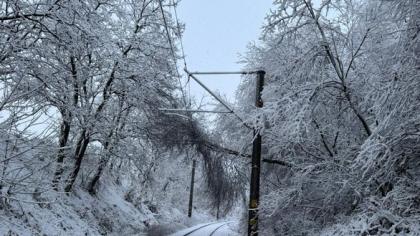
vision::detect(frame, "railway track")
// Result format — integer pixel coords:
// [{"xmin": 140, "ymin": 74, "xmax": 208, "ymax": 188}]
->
[{"xmin": 177, "ymin": 221, "xmax": 236, "ymax": 236}]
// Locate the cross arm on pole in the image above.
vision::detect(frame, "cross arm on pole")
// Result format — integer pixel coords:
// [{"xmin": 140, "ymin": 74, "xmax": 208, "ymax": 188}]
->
[
  {"xmin": 183, "ymin": 67, "xmax": 256, "ymax": 130},
  {"xmin": 184, "ymin": 67, "xmax": 235, "ymax": 113},
  {"xmin": 158, "ymin": 108, "xmax": 232, "ymax": 114},
  {"xmin": 189, "ymin": 71, "xmax": 260, "ymax": 75}
]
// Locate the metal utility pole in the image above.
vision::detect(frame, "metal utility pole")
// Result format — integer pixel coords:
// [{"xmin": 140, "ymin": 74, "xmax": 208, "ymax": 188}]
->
[
  {"xmin": 248, "ymin": 70, "xmax": 265, "ymax": 236},
  {"xmin": 188, "ymin": 160, "xmax": 196, "ymax": 217}
]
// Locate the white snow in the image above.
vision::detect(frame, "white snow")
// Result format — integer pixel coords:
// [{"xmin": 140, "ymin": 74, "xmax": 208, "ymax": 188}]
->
[{"xmin": 0, "ymin": 185, "xmax": 152, "ymax": 236}]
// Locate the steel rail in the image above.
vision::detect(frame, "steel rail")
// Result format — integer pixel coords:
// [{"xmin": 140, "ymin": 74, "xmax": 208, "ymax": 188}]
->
[
  {"xmin": 181, "ymin": 222, "xmax": 233, "ymax": 236},
  {"xmin": 182, "ymin": 222, "xmax": 220, "ymax": 236},
  {"xmin": 209, "ymin": 222, "xmax": 231, "ymax": 236}
]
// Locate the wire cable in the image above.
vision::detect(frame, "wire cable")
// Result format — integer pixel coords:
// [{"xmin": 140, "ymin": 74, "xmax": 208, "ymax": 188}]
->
[
  {"xmin": 159, "ymin": 0, "xmax": 253, "ymax": 131},
  {"xmin": 172, "ymin": 0, "xmax": 187, "ymax": 67},
  {"xmin": 172, "ymin": 0, "xmax": 191, "ymax": 108},
  {"xmin": 158, "ymin": 0, "xmax": 176, "ymax": 62},
  {"xmin": 158, "ymin": 0, "xmax": 188, "ymax": 108}
]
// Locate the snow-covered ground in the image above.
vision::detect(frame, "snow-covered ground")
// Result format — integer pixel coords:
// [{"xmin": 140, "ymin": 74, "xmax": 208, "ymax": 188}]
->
[
  {"xmin": 0, "ymin": 176, "xmax": 221, "ymax": 236},
  {"xmin": 0, "ymin": 186, "xmax": 154, "ymax": 236}
]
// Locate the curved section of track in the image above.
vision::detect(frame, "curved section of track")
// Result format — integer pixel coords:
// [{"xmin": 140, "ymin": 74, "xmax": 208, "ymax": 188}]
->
[
  {"xmin": 208, "ymin": 222, "xmax": 231, "ymax": 236},
  {"xmin": 182, "ymin": 222, "xmax": 221, "ymax": 236},
  {"xmin": 170, "ymin": 221, "xmax": 236, "ymax": 236}
]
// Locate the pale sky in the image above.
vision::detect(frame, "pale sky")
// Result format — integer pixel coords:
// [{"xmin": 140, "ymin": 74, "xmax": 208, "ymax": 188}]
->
[{"xmin": 175, "ymin": 1, "xmax": 273, "ymax": 107}]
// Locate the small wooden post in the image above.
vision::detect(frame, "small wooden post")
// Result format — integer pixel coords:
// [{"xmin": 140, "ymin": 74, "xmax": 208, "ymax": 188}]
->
[{"xmin": 188, "ymin": 160, "xmax": 196, "ymax": 217}]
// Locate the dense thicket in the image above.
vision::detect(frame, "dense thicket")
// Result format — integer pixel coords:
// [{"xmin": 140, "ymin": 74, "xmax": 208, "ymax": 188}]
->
[
  {"xmin": 0, "ymin": 1, "xmax": 246, "ymax": 229},
  {"xmin": 229, "ymin": 0, "xmax": 420, "ymax": 235},
  {"xmin": 0, "ymin": 0, "xmax": 192, "ymax": 215}
]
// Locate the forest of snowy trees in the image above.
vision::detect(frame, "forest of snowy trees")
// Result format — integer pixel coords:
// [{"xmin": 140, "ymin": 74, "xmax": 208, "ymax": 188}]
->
[
  {"xmin": 1, "ymin": 0, "xmax": 419, "ymax": 235},
  {"xmin": 0, "ymin": 0, "xmax": 244, "ymax": 234},
  {"xmin": 232, "ymin": 0, "xmax": 420, "ymax": 235}
]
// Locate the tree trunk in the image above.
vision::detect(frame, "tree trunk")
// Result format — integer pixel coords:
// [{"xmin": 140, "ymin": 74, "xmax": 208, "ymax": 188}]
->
[
  {"xmin": 88, "ymin": 138, "xmax": 112, "ymax": 195},
  {"xmin": 88, "ymin": 156, "xmax": 107, "ymax": 195},
  {"xmin": 64, "ymin": 130, "xmax": 90, "ymax": 193},
  {"xmin": 53, "ymin": 56, "xmax": 79, "ymax": 190},
  {"xmin": 52, "ymin": 117, "xmax": 71, "ymax": 190}
]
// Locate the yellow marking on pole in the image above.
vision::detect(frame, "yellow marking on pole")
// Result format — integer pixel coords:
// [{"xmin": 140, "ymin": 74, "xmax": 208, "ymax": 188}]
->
[
  {"xmin": 249, "ymin": 219, "xmax": 257, "ymax": 226},
  {"xmin": 251, "ymin": 199, "xmax": 258, "ymax": 208}
]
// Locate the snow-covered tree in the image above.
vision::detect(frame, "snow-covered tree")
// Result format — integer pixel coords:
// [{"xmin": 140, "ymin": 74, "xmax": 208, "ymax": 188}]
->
[
  {"xmin": 235, "ymin": 0, "xmax": 420, "ymax": 234},
  {"xmin": 0, "ymin": 0, "xmax": 184, "ymax": 201}
]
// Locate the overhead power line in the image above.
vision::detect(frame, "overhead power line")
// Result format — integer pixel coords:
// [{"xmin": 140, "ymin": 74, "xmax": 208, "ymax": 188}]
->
[
  {"xmin": 158, "ymin": 0, "xmax": 189, "ymax": 108},
  {"xmin": 172, "ymin": 0, "xmax": 187, "ymax": 67},
  {"xmin": 171, "ymin": 0, "xmax": 191, "ymax": 108},
  {"xmin": 158, "ymin": 0, "xmax": 176, "ymax": 61},
  {"xmin": 158, "ymin": 0, "xmax": 252, "ymax": 132}
]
